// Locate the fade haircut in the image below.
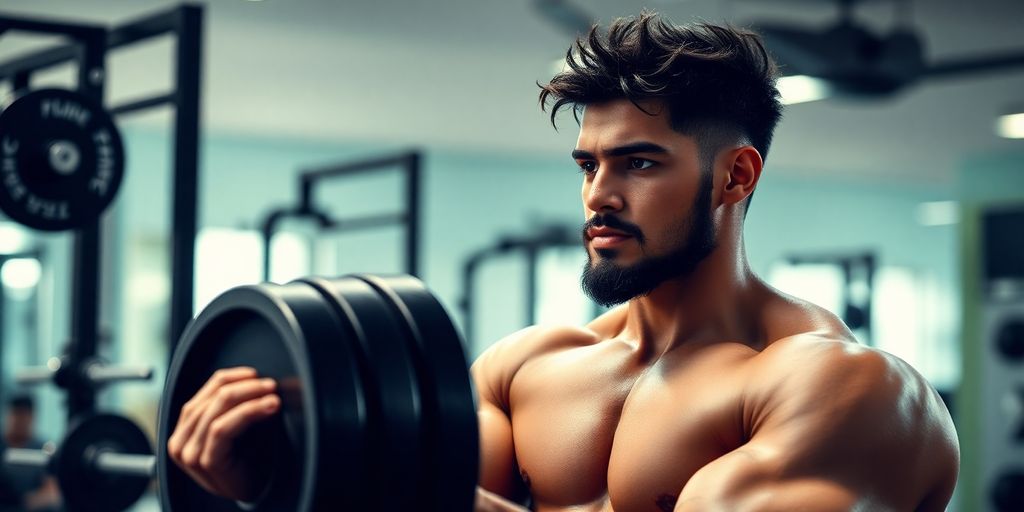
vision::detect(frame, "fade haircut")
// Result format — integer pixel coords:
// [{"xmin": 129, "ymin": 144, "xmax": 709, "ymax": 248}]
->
[{"xmin": 539, "ymin": 11, "xmax": 784, "ymax": 209}]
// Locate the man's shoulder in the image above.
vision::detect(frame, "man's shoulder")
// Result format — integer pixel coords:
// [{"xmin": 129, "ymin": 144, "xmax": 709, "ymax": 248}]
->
[
  {"xmin": 740, "ymin": 335, "xmax": 960, "ymax": 506},
  {"xmin": 473, "ymin": 323, "xmax": 602, "ymax": 373},
  {"xmin": 470, "ymin": 323, "xmax": 603, "ymax": 407},
  {"xmin": 748, "ymin": 335, "xmax": 958, "ymax": 463},
  {"xmin": 749, "ymin": 334, "xmax": 919, "ymax": 406}
]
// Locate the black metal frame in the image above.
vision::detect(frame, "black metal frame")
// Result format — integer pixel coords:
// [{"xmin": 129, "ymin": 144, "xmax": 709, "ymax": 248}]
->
[
  {"xmin": 458, "ymin": 224, "xmax": 598, "ymax": 346},
  {"xmin": 260, "ymin": 150, "xmax": 421, "ymax": 281},
  {"xmin": 0, "ymin": 4, "xmax": 202, "ymax": 418}
]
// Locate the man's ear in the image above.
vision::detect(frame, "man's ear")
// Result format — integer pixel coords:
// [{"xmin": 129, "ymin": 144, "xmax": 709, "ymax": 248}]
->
[{"xmin": 720, "ymin": 145, "xmax": 763, "ymax": 207}]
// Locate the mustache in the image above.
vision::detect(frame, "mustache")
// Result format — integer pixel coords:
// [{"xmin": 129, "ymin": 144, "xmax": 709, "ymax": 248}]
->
[{"xmin": 581, "ymin": 214, "xmax": 645, "ymax": 243}]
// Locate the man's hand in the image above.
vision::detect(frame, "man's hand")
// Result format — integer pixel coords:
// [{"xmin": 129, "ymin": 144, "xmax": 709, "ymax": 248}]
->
[
  {"xmin": 475, "ymin": 487, "xmax": 530, "ymax": 512},
  {"xmin": 166, "ymin": 367, "xmax": 281, "ymax": 502}
]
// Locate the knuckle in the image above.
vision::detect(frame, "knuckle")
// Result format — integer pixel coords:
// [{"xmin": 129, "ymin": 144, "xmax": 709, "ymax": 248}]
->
[
  {"xmin": 216, "ymin": 387, "xmax": 236, "ymax": 403},
  {"xmin": 208, "ymin": 419, "xmax": 226, "ymax": 440},
  {"xmin": 198, "ymin": 452, "xmax": 215, "ymax": 472},
  {"xmin": 211, "ymin": 369, "xmax": 228, "ymax": 384},
  {"xmin": 181, "ymin": 446, "xmax": 199, "ymax": 467},
  {"xmin": 167, "ymin": 437, "xmax": 182, "ymax": 459}
]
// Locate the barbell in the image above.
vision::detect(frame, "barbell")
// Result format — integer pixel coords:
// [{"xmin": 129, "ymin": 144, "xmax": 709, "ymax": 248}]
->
[{"xmin": 5, "ymin": 274, "xmax": 480, "ymax": 512}]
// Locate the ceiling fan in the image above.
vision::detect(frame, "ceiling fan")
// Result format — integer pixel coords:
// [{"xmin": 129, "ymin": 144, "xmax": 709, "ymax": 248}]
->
[
  {"xmin": 534, "ymin": 0, "xmax": 1024, "ymax": 99},
  {"xmin": 751, "ymin": 0, "xmax": 1024, "ymax": 98}
]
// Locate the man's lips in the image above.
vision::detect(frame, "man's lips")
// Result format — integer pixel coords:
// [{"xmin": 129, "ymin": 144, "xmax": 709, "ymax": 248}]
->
[{"xmin": 587, "ymin": 227, "xmax": 633, "ymax": 248}]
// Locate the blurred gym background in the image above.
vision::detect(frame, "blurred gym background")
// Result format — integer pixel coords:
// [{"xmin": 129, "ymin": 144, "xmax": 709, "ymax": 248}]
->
[{"xmin": 0, "ymin": 0, "xmax": 1021, "ymax": 510}]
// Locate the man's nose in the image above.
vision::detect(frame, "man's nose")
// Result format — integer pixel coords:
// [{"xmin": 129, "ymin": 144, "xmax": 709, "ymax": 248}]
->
[{"xmin": 584, "ymin": 169, "xmax": 624, "ymax": 213}]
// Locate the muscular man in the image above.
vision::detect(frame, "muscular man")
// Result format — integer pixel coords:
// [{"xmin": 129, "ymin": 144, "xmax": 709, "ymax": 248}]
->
[{"xmin": 168, "ymin": 12, "xmax": 960, "ymax": 511}]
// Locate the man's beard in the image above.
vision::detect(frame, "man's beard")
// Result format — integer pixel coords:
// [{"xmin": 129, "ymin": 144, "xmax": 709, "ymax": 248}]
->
[{"xmin": 580, "ymin": 172, "xmax": 717, "ymax": 307}]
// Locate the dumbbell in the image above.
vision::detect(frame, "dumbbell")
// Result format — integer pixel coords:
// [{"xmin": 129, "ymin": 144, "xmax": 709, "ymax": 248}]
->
[{"xmin": 4, "ymin": 413, "xmax": 154, "ymax": 512}]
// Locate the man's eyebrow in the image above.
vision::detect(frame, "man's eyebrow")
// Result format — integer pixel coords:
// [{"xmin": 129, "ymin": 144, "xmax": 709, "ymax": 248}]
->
[{"xmin": 571, "ymin": 142, "xmax": 669, "ymax": 160}]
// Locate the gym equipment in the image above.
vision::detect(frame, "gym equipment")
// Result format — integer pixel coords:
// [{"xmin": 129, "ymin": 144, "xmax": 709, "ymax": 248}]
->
[
  {"xmin": 15, "ymin": 356, "xmax": 153, "ymax": 388},
  {"xmin": 6, "ymin": 274, "xmax": 478, "ymax": 512},
  {"xmin": 259, "ymin": 150, "xmax": 422, "ymax": 281},
  {"xmin": 4, "ymin": 413, "xmax": 153, "ymax": 512},
  {"xmin": 459, "ymin": 224, "xmax": 600, "ymax": 344},
  {"xmin": 157, "ymin": 274, "xmax": 478, "ymax": 511},
  {"xmin": 0, "ymin": 88, "xmax": 124, "ymax": 231},
  {"xmin": 976, "ymin": 204, "xmax": 1024, "ymax": 512},
  {"xmin": 1, "ymin": 4, "xmax": 204, "ymax": 353}
]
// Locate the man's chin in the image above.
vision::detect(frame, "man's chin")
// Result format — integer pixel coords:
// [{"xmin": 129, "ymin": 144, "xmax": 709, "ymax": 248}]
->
[
  {"xmin": 592, "ymin": 249, "xmax": 643, "ymax": 267},
  {"xmin": 581, "ymin": 259, "xmax": 650, "ymax": 307}
]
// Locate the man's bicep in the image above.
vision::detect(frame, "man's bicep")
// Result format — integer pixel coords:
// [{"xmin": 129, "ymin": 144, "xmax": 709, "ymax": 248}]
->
[
  {"xmin": 676, "ymin": 340, "xmax": 952, "ymax": 511},
  {"xmin": 674, "ymin": 447, "xmax": 861, "ymax": 512},
  {"xmin": 471, "ymin": 332, "xmax": 533, "ymax": 501}
]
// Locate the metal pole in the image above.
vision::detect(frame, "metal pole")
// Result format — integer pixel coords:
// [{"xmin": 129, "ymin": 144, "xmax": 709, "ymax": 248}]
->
[
  {"xmin": 405, "ymin": 153, "xmax": 421, "ymax": 277},
  {"xmin": 168, "ymin": 5, "xmax": 202, "ymax": 351},
  {"xmin": 66, "ymin": 27, "xmax": 108, "ymax": 421}
]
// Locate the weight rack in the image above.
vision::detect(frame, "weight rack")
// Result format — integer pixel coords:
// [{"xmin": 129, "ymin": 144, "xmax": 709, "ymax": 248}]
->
[{"xmin": 0, "ymin": 4, "xmax": 203, "ymax": 418}]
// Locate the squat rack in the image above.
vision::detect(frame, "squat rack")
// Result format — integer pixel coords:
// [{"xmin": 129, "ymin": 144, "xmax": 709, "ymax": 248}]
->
[
  {"xmin": 259, "ymin": 150, "xmax": 422, "ymax": 282},
  {"xmin": 458, "ymin": 224, "xmax": 601, "ymax": 346},
  {"xmin": 0, "ymin": 4, "xmax": 202, "ymax": 418}
]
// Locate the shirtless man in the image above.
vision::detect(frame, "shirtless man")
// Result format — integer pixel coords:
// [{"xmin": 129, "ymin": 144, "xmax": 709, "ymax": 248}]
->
[{"xmin": 168, "ymin": 12, "xmax": 960, "ymax": 511}]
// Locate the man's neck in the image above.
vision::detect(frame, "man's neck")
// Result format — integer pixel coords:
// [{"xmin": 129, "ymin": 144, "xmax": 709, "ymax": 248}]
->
[{"xmin": 620, "ymin": 240, "xmax": 769, "ymax": 360}]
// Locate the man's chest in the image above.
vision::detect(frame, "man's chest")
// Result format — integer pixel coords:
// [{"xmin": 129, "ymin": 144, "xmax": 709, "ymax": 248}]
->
[{"xmin": 508, "ymin": 343, "xmax": 753, "ymax": 511}]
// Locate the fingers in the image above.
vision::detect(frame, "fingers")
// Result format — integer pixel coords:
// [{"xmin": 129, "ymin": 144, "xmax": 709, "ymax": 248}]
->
[
  {"xmin": 168, "ymin": 367, "xmax": 259, "ymax": 461},
  {"xmin": 200, "ymin": 394, "xmax": 280, "ymax": 471},
  {"xmin": 167, "ymin": 367, "xmax": 280, "ymax": 499},
  {"xmin": 180, "ymin": 377, "xmax": 277, "ymax": 467},
  {"xmin": 166, "ymin": 366, "xmax": 256, "ymax": 458}
]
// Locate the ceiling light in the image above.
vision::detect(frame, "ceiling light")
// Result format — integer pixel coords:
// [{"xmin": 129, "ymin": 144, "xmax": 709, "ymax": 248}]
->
[
  {"xmin": 1, "ymin": 257, "xmax": 41, "ymax": 290},
  {"xmin": 995, "ymin": 112, "xmax": 1024, "ymax": 139},
  {"xmin": 0, "ymin": 222, "xmax": 30, "ymax": 254},
  {"xmin": 777, "ymin": 75, "xmax": 832, "ymax": 105}
]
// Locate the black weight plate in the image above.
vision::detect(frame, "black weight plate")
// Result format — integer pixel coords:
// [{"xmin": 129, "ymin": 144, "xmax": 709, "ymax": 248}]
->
[
  {"xmin": 157, "ymin": 282, "xmax": 369, "ymax": 512},
  {"xmin": 0, "ymin": 88, "xmax": 124, "ymax": 231},
  {"xmin": 55, "ymin": 413, "xmax": 151, "ymax": 512},
  {"xmin": 356, "ymin": 274, "xmax": 479, "ymax": 512},
  {"xmin": 301, "ymin": 276, "xmax": 423, "ymax": 511}
]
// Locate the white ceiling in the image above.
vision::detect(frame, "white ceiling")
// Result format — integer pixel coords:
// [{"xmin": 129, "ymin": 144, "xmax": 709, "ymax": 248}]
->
[{"xmin": 2, "ymin": 0, "xmax": 1023, "ymax": 186}]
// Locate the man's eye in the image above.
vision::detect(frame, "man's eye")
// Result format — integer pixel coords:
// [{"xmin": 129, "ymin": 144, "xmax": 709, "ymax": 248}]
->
[
  {"xmin": 578, "ymin": 161, "xmax": 597, "ymax": 174},
  {"xmin": 629, "ymin": 158, "xmax": 654, "ymax": 170}
]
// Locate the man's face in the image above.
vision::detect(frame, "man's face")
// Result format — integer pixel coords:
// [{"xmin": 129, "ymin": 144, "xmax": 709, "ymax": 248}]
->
[{"xmin": 575, "ymin": 99, "xmax": 717, "ymax": 306}]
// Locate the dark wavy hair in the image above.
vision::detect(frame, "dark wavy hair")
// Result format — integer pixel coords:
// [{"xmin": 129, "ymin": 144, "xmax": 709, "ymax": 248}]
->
[{"xmin": 539, "ymin": 12, "xmax": 783, "ymax": 206}]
